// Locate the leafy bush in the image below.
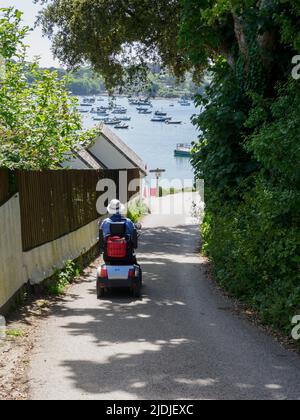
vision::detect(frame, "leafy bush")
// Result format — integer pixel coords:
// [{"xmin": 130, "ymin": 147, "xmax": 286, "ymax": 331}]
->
[
  {"xmin": 47, "ymin": 261, "xmax": 81, "ymax": 296},
  {"xmin": 198, "ymin": 79, "xmax": 300, "ymax": 335},
  {"xmin": 127, "ymin": 200, "xmax": 148, "ymax": 223},
  {"xmin": 203, "ymin": 179, "xmax": 300, "ymax": 334}
]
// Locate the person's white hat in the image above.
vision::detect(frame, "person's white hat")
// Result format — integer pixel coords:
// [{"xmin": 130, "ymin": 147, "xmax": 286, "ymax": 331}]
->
[{"xmin": 107, "ymin": 199, "xmax": 125, "ymax": 215}]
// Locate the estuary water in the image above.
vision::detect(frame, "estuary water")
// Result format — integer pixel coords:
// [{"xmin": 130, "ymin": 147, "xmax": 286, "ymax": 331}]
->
[{"xmin": 82, "ymin": 96, "xmax": 200, "ymax": 185}]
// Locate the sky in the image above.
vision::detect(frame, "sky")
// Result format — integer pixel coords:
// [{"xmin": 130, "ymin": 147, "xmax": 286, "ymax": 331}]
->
[{"xmin": 2, "ymin": 0, "xmax": 60, "ymax": 67}]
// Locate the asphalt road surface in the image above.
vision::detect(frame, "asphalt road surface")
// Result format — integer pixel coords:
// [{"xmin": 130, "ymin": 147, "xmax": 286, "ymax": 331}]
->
[{"xmin": 29, "ymin": 194, "xmax": 300, "ymax": 400}]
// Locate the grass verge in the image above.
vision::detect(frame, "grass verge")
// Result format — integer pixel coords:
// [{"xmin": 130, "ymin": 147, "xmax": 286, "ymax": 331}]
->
[{"xmin": 158, "ymin": 186, "xmax": 196, "ymax": 197}]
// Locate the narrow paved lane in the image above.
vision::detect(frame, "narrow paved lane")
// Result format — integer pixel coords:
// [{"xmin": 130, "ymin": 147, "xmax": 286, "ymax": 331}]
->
[{"xmin": 29, "ymin": 194, "xmax": 300, "ymax": 400}]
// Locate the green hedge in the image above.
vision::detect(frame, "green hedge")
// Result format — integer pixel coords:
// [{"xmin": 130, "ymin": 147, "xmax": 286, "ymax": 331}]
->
[
  {"xmin": 202, "ymin": 178, "xmax": 300, "ymax": 335},
  {"xmin": 192, "ymin": 69, "xmax": 300, "ymax": 338}
]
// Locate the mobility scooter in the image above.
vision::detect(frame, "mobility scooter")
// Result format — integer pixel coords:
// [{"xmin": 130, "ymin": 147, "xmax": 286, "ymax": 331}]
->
[{"xmin": 97, "ymin": 221, "xmax": 142, "ymax": 298}]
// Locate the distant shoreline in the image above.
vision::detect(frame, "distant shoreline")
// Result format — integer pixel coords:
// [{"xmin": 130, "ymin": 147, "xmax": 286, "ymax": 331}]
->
[{"xmin": 74, "ymin": 93, "xmax": 192, "ymax": 101}]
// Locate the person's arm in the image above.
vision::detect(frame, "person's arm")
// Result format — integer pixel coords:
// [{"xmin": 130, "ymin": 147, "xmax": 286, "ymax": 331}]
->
[
  {"xmin": 101, "ymin": 219, "xmax": 110, "ymax": 236},
  {"xmin": 99, "ymin": 220, "xmax": 105, "ymax": 254},
  {"xmin": 126, "ymin": 219, "xmax": 136, "ymax": 235},
  {"xmin": 126, "ymin": 219, "xmax": 138, "ymax": 248},
  {"xmin": 99, "ymin": 219, "xmax": 110, "ymax": 252}
]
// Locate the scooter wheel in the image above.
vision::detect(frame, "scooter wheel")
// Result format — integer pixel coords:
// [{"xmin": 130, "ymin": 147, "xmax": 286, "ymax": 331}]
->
[
  {"xmin": 97, "ymin": 281, "xmax": 105, "ymax": 299},
  {"xmin": 133, "ymin": 285, "xmax": 141, "ymax": 299}
]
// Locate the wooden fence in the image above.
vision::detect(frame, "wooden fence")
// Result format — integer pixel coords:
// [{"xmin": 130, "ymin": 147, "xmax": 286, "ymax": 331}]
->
[
  {"xmin": 0, "ymin": 169, "xmax": 140, "ymax": 252},
  {"xmin": 0, "ymin": 169, "xmax": 12, "ymax": 205}
]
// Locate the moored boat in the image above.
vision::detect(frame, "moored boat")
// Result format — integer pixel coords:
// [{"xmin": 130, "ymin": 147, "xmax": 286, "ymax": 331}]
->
[
  {"xmin": 93, "ymin": 116, "xmax": 108, "ymax": 121},
  {"xmin": 138, "ymin": 108, "xmax": 152, "ymax": 114},
  {"xmin": 91, "ymin": 107, "xmax": 110, "ymax": 115},
  {"xmin": 112, "ymin": 107, "xmax": 127, "ymax": 114},
  {"xmin": 129, "ymin": 100, "xmax": 140, "ymax": 106},
  {"xmin": 174, "ymin": 143, "xmax": 192, "ymax": 157},
  {"xmin": 82, "ymin": 97, "xmax": 96, "ymax": 105},
  {"xmin": 166, "ymin": 120, "xmax": 182, "ymax": 125},
  {"xmin": 155, "ymin": 110, "xmax": 167, "ymax": 117},
  {"xmin": 114, "ymin": 123, "xmax": 129, "ymax": 129},
  {"xmin": 129, "ymin": 97, "xmax": 152, "ymax": 107},
  {"xmin": 151, "ymin": 116, "xmax": 169, "ymax": 122},
  {"xmin": 178, "ymin": 97, "xmax": 191, "ymax": 106},
  {"xmin": 103, "ymin": 118, "xmax": 122, "ymax": 125}
]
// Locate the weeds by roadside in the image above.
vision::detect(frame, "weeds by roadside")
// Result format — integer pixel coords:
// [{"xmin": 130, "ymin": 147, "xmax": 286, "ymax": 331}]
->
[
  {"xmin": 0, "ymin": 248, "xmax": 100, "ymax": 400},
  {"xmin": 46, "ymin": 260, "xmax": 82, "ymax": 296},
  {"xmin": 127, "ymin": 199, "xmax": 149, "ymax": 223},
  {"xmin": 5, "ymin": 329, "xmax": 24, "ymax": 338}
]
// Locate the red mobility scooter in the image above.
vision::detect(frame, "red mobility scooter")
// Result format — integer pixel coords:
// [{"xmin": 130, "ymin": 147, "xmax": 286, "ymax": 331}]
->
[{"xmin": 97, "ymin": 221, "xmax": 142, "ymax": 298}]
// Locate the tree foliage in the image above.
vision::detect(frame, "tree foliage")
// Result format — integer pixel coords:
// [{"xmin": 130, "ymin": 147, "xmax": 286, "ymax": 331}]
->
[
  {"xmin": 35, "ymin": 0, "xmax": 192, "ymax": 89},
  {"xmin": 0, "ymin": 7, "xmax": 96, "ymax": 170}
]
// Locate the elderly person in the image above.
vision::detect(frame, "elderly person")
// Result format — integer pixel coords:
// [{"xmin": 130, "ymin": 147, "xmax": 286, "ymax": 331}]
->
[{"xmin": 100, "ymin": 199, "xmax": 136, "ymax": 238}]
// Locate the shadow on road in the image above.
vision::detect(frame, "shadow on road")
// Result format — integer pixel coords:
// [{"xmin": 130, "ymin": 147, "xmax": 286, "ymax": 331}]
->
[{"xmin": 33, "ymin": 224, "xmax": 300, "ymax": 400}]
